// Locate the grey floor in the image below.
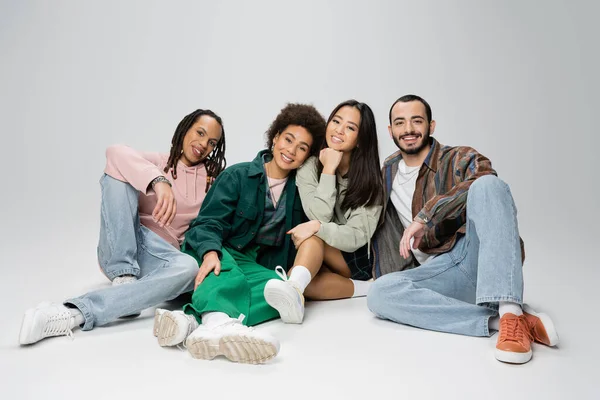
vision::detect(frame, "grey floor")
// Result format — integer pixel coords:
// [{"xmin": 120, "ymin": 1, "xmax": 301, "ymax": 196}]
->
[{"xmin": 1, "ymin": 234, "xmax": 597, "ymax": 400}]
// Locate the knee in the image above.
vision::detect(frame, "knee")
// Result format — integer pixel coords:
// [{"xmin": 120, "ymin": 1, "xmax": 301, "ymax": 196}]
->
[
  {"xmin": 298, "ymin": 235, "xmax": 325, "ymax": 252},
  {"xmin": 367, "ymin": 273, "xmax": 410, "ymax": 316},
  {"xmin": 469, "ymin": 175, "xmax": 508, "ymax": 195},
  {"xmin": 174, "ymin": 255, "xmax": 200, "ymax": 280},
  {"xmin": 100, "ymin": 174, "xmax": 137, "ymax": 196}
]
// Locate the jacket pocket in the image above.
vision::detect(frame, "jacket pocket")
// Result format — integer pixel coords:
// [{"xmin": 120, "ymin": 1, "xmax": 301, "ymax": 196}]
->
[{"xmin": 235, "ymin": 201, "xmax": 258, "ymax": 220}]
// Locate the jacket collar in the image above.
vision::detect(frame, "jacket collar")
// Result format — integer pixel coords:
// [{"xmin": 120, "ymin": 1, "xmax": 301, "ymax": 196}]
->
[{"xmin": 247, "ymin": 150, "xmax": 272, "ymax": 177}]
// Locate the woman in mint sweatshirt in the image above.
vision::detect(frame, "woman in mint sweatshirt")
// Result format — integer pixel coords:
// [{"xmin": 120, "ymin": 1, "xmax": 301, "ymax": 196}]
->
[
  {"xmin": 19, "ymin": 109, "xmax": 226, "ymax": 345},
  {"xmin": 154, "ymin": 103, "xmax": 326, "ymax": 364},
  {"xmin": 263, "ymin": 100, "xmax": 384, "ymax": 325}
]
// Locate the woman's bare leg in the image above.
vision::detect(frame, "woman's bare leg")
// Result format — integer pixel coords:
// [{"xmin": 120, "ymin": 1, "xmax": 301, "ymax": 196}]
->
[{"xmin": 304, "ymin": 244, "xmax": 355, "ymax": 300}]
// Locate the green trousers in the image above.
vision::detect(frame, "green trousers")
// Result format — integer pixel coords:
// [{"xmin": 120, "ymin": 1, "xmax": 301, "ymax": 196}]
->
[{"xmin": 183, "ymin": 246, "xmax": 282, "ymax": 326}]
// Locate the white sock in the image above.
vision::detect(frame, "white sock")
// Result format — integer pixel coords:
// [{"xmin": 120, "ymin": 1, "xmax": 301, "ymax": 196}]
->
[
  {"xmin": 201, "ymin": 311, "xmax": 232, "ymax": 327},
  {"xmin": 499, "ymin": 301, "xmax": 523, "ymax": 317},
  {"xmin": 351, "ymin": 279, "xmax": 372, "ymax": 298},
  {"xmin": 489, "ymin": 316, "xmax": 500, "ymax": 331},
  {"xmin": 68, "ymin": 307, "xmax": 84, "ymax": 327},
  {"xmin": 288, "ymin": 265, "xmax": 312, "ymax": 293}
]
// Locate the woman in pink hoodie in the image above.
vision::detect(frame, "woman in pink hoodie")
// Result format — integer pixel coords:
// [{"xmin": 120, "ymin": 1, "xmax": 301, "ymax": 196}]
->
[{"xmin": 19, "ymin": 109, "xmax": 226, "ymax": 345}]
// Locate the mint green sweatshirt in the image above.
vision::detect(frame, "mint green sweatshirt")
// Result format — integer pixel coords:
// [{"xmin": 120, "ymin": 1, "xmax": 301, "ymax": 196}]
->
[{"xmin": 296, "ymin": 156, "xmax": 382, "ymax": 254}]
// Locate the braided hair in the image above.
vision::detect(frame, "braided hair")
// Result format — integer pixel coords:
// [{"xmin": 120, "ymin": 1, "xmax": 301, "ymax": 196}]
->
[{"xmin": 163, "ymin": 109, "xmax": 227, "ymax": 192}]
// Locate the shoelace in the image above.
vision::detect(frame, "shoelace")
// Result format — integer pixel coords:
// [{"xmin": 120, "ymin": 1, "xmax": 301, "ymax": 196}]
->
[
  {"xmin": 44, "ymin": 311, "xmax": 75, "ymax": 340},
  {"xmin": 499, "ymin": 315, "xmax": 534, "ymax": 343},
  {"xmin": 218, "ymin": 314, "xmax": 253, "ymax": 332}
]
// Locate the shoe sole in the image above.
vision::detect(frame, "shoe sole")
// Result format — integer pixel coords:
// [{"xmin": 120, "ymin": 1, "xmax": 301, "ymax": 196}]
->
[
  {"xmin": 186, "ymin": 335, "xmax": 278, "ymax": 364},
  {"xmin": 523, "ymin": 304, "xmax": 560, "ymax": 346},
  {"xmin": 264, "ymin": 281, "xmax": 303, "ymax": 324},
  {"xmin": 153, "ymin": 310, "xmax": 163, "ymax": 337},
  {"xmin": 19, "ymin": 308, "xmax": 38, "ymax": 345},
  {"xmin": 495, "ymin": 348, "xmax": 533, "ymax": 364},
  {"xmin": 157, "ymin": 312, "xmax": 188, "ymax": 347}
]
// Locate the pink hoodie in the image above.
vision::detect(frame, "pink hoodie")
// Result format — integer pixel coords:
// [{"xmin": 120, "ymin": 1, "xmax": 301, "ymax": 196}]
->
[{"xmin": 104, "ymin": 145, "xmax": 208, "ymax": 249}]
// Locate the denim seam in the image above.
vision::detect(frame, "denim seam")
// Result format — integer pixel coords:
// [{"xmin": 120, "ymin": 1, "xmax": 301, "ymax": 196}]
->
[
  {"xmin": 104, "ymin": 267, "xmax": 139, "ymax": 281},
  {"xmin": 477, "ymin": 295, "xmax": 522, "ymax": 305},
  {"xmin": 405, "ymin": 258, "xmax": 462, "ymax": 284},
  {"xmin": 139, "ymin": 238, "xmax": 171, "ymax": 263},
  {"xmin": 64, "ymin": 298, "xmax": 94, "ymax": 331},
  {"xmin": 483, "ymin": 314, "xmax": 494, "ymax": 337}
]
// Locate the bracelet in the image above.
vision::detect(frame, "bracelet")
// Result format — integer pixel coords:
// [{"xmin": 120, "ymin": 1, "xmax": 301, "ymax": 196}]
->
[{"xmin": 151, "ymin": 175, "xmax": 171, "ymax": 188}]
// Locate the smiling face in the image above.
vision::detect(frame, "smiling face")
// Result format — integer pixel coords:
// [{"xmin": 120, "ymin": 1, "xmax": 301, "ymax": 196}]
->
[
  {"xmin": 271, "ymin": 125, "xmax": 313, "ymax": 173},
  {"xmin": 326, "ymin": 106, "xmax": 361, "ymax": 153},
  {"xmin": 388, "ymin": 100, "xmax": 435, "ymax": 156},
  {"xmin": 179, "ymin": 115, "xmax": 223, "ymax": 166}
]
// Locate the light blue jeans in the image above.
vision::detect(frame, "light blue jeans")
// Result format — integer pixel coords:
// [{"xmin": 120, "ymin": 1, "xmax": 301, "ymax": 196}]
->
[
  {"xmin": 65, "ymin": 174, "xmax": 198, "ymax": 330},
  {"xmin": 367, "ymin": 175, "xmax": 523, "ymax": 337}
]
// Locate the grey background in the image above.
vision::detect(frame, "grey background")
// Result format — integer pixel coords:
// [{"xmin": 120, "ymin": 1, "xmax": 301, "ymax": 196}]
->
[{"xmin": 0, "ymin": 1, "xmax": 598, "ymax": 399}]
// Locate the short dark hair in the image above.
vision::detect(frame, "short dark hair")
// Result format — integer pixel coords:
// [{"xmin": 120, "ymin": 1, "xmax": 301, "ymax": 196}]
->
[
  {"xmin": 265, "ymin": 103, "xmax": 326, "ymax": 157},
  {"xmin": 388, "ymin": 94, "xmax": 432, "ymax": 124}
]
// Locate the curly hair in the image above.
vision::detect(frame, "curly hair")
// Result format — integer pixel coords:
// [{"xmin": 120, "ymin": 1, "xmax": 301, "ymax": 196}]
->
[{"xmin": 265, "ymin": 103, "xmax": 326, "ymax": 157}]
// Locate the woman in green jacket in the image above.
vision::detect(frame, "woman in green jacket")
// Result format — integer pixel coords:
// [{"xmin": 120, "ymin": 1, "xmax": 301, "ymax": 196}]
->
[
  {"xmin": 263, "ymin": 100, "xmax": 384, "ymax": 324},
  {"xmin": 154, "ymin": 103, "xmax": 326, "ymax": 364}
]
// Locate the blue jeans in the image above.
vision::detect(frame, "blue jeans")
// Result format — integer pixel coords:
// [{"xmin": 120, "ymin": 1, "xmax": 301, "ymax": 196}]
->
[
  {"xmin": 367, "ymin": 175, "xmax": 523, "ymax": 337},
  {"xmin": 65, "ymin": 175, "xmax": 198, "ymax": 330}
]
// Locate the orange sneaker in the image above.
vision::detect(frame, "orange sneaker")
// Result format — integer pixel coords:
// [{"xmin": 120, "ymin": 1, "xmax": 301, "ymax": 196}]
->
[
  {"xmin": 523, "ymin": 304, "xmax": 559, "ymax": 347},
  {"xmin": 495, "ymin": 313, "xmax": 533, "ymax": 364}
]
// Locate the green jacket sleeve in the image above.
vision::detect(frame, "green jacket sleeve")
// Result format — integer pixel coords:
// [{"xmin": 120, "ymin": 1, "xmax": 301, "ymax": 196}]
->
[
  {"xmin": 296, "ymin": 156, "xmax": 337, "ymax": 222},
  {"xmin": 182, "ymin": 168, "xmax": 241, "ymax": 260}
]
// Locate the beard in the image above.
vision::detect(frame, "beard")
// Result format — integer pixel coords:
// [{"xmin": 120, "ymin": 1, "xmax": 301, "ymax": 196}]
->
[{"xmin": 393, "ymin": 127, "xmax": 431, "ymax": 155}]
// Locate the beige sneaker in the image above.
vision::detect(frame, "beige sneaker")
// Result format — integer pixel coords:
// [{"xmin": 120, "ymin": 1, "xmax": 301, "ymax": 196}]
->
[
  {"xmin": 155, "ymin": 309, "xmax": 199, "ymax": 347},
  {"xmin": 185, "ymin": 315, "xmax": 280, "ymax": 364}
]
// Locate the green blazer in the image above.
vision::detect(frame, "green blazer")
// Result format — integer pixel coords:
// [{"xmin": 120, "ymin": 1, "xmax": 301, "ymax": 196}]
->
[{"xmin": 181, "ymin": 150, "xmax": 306, "ymax": 271}]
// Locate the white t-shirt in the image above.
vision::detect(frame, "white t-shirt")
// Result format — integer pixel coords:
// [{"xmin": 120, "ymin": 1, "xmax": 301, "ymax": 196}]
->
[{"xmin": 390, "ymin": 159, "xmax": 432, "ymax": 265}]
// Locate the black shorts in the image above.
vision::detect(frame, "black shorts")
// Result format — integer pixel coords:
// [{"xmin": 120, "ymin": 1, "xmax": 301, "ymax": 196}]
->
[{"xmin": 341, "ymin": 244, "xmax": 372, "ymax": 281}]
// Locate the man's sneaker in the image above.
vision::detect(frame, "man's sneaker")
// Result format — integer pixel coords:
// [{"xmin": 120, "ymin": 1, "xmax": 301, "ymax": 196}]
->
[
  {"xmin": 19, "ymin": 302, "xmax": 76, "ymax": 345},
  {"xmin": 185, "ymin": 315, "xmax": 280, "ymax": 364},
  {"xmin": 495, "ymin": 313, "xmax": 534, "ymax": 364},
  {"xmin": 523, "ymin": 304, "xmax": 560, "ymax": 347},
  {"xmin": 264, "ymin": 266, "xmax": 304, "ymax": 324},
  {"xmin": 112, "ymin": 275, "xmax": 141, "ymax": 318},
  {"xmin": 155, "ymin": 309, "xmax": 199, "ymax": 347}
]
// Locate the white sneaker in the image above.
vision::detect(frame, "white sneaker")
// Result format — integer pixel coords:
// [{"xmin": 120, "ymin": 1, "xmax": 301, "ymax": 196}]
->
[
  {"xmin": 153, "ymin": 308, "xmax": 166, "ymax": 337},
  {"xmin": 155, "ymin": 309, "xmax": 199, "ymax": 347},
  {"xmin": 264, "ymin": 266, "xmax": 305, "ymax": 324},
  {"xmin": 19, "ymin": 302, "xmax": 76, "ymax": 345},
  {"xmin": 112, "ymin": 275, "xmax": 141, "ymax": 318},
  {"xmin": 185, "ymin": 315, "xmax": 280, "ymax": 364}
]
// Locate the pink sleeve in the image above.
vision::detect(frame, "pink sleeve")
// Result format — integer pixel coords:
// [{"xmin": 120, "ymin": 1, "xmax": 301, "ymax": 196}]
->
[{"xmin": 104, "ymin": 145, "xmax": 166, "ymax": 194}]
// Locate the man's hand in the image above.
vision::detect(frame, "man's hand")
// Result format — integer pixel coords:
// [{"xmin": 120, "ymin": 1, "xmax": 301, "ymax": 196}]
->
[
  {"xmin": 287, "ymin": 220, "xmax": 321, "ymax": 249},
  {"xmin": 319, "ymin": 148, "xmax": 343, "ymax": 175},
  {"xmin": 152, "ymin": 182, "xmax": 177, "ymax": 227},
  {"xmin": 399, "ymin": 221, "xmax": 425, "ymax": 259},
  {"xmin": 194, "ymin": 251, "xmax": 221, "ymax": 289}
]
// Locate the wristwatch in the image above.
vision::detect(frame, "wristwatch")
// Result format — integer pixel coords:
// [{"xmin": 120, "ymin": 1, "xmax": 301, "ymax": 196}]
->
[{"xmin": 151, "ymin": 175, "xmax": 171, "ymax": 188}]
